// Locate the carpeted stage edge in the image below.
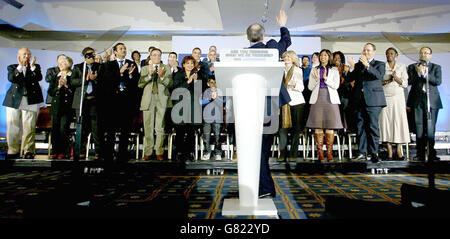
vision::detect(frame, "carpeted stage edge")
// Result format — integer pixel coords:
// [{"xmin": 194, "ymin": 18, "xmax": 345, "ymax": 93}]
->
[{"xmin": 0, "ymin": 160, "xmax": 449, "ymax": 219}]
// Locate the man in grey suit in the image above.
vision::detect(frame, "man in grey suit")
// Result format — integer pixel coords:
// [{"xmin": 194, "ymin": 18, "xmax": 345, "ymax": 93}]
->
[
  {"xmin": 347, "ymin": 43, "xmax": 386, "ymax": 163},
  {"xmin": 407, "ymin": 47, "xmax": 442, "ymax": 161},
  {"xmin": 139, "ymin": 48, "xmax": 172, "ymax": 161}
]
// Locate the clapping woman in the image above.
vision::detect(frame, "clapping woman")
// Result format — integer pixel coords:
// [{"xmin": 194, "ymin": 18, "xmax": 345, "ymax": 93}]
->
[
  {"xmin": 306, "ymin": 49, "xmax": 343, "ymax": 162},
  {"xmin": 379, "ymin": 48, "xmax": 410, "ymax": 160},
  {"xmin": 172, "ymin": 56, "xmax": 204, "ymax": 161},
  {"xmin": 48, "ymin": 55, "xmax": 79, "ymax": 159}
]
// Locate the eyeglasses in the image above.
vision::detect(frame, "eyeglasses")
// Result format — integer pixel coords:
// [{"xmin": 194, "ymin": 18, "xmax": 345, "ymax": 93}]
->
[{"xmin": 84, "ymin": 52, "xmax": 95, "ymax": 59}]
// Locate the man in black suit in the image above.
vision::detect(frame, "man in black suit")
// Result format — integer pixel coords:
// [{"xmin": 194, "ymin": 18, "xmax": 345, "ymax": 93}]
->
[
  {"xmin": 71, "ymin": 47, "xmax": 102, "ymax": 160},
  {"xmin": 166, "ymin": 52, "xmax": 182, "ymax": 134},
  {"xmin": 99, "ymin": 42, "xmax": 139, "ymax": 163},
  {"xmin": 2, "ymin": 48, "xmax": 44, "ymax": 159},
  {"xmin": 192, "ymin": 47, "xmax": 212, "ymax": 90},
  {"xmin": 247, "ymin": 10, "xmax": 292, "ymax": 198},
  {"xmin": 407, "ymin": 47, "xmax": 442, "ymax": 161},
  {"xmin": 347, "ymin": 43, "xmax": 386, "ymax": 163}
]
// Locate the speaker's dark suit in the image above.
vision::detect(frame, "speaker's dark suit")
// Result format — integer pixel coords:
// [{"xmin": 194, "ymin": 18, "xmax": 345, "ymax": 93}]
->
[
  {"xmin": 407, "ymin": 62, "xmax": 442, "ymax": 159},
  {"xmin": 348, "ymin": 59, "xmax": 386, "ymax": 156},
  {"xmin": 249, "ymin": 26, "xmax": 292, "ymax": 196},
  {"xmin": 98, "ymin": 59, "xmax": 140, "ymax": 162}
]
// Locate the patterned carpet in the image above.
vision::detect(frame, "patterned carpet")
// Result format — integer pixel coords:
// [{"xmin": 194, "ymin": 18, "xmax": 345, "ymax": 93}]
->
[{"xmin": 0, "ymin": 170, "xmax": 449, "ymax": 219}]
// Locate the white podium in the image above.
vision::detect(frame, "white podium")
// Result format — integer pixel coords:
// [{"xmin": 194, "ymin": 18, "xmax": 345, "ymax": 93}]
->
[{"xmin": 214, "ymin": 49, "xmax": 284, "ymax": 216}]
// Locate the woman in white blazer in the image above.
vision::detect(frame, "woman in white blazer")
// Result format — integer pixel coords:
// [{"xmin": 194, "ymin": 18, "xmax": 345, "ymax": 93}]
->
[
  {"xmin": 278, "ymin": 51, "xmax": 306, "ymax": 162},
  {"xmin": 306, "ymin": 49, "xmax": 343, "ymax": 162}
]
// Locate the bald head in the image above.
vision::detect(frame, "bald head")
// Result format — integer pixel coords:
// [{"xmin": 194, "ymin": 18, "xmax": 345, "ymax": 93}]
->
[
  {"xmin": 17, "ymin": 47, "xmax": 31, "ymax": 66},
  {"xmin": 247, "ymin": 23, "xmax": 265, "ymax": 44},
  {"xmin": 18, "ymin": 47, "xmax": 30, "ymax": 55}
]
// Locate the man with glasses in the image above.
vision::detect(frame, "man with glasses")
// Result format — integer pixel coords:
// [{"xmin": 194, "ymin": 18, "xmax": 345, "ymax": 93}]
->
[
  {"xmin": 407, "ymin": 47, "xmax": 442, "ymax": 161},
  {"xmin": 72, "ymin": 47, "xmax": 102, "ymax": 160},
  {"xmin": 138, "ymin": 48, "xmax": 172, "ymax": 161}
]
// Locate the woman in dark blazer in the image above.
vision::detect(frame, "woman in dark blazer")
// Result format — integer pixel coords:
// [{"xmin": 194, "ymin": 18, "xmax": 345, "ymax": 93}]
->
[
  {"xmin": 172, "ymin": 55, "xmax": 204, "ymax": 161},
  {"xmin": 47, "ymin": 55, "xmax": 79, "ymax": 159}
]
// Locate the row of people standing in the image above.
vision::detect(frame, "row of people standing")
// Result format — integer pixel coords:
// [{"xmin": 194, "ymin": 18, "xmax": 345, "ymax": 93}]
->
[
  {"xmin": 47, "ymin": 44, "xmax": 141, "ymax": 161},
  {"xmin": 3, "ymin": 44, "xmax": 442, "ymax": 165},
  {"xmin": 278, "ymin": 44, "xmax": 442, "ymax": 163}
]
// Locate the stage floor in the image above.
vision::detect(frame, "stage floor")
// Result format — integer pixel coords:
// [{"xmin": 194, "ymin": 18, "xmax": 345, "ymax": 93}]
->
[{"xmin": 0, "ymin": 167, "xmax": 449, "ymax": 219}]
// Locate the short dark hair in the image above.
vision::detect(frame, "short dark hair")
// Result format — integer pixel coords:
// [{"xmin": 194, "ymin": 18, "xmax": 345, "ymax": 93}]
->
[
  {"xmin": 113, "ymin": 42, "xmax": 125, "ymax": 52},
  {"xmin": 82, "ymin": 47, "xmax": 95, "ymax": 56},
  {"xmin": 312, "ymin": 52, "xmax": 320, "ymax": 58},
  {"xmin": 131, "ymin": 50, "xmax": 141, "ymax": 58},
  {"xmin": 302, "ymin": 56, "xmax": 310, "ymax": 61},
  {"xmin": 148, "ymin": 46, "xmax": 155, "ymax": 52},
  {"xmin": 192, "ymin": 47, "xmax": 201, "ymax": 53},
  {"xmin": 169, "ymin": 52, "xmax": 178, "ymax": 57},
  {"xmin": 365, "ymin": 42, "xmax": 376, "ymax": 51},
  {"xmin": 151, "ymin": 48, "xmax": 162, "ymax": 55},
  {"xmin": 420, "ymin": 46, "xmax": 432, "ymax": 54},
  {"xmin": 385, "ymin": 47, "xmax": 398, "ymax": 55}
]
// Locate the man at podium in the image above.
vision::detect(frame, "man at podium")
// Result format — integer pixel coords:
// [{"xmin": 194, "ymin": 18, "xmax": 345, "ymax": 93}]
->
[{"xmin": 246, "ymin": 10, "xmax": 292, "ymax": 198}]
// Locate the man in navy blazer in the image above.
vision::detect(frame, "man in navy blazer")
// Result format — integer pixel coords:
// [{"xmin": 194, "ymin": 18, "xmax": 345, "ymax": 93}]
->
[
  {"xmin": 347, "ymin": 43, "xmax": 386, "ymax": 163},
  {"xmin": 407, "ymin": 47, "xmax": 442, "ymax": 161},
  {"xmin": 247, "ymin": 10, "xmax": 292, "ymax": 198},
  {"xmin": 3, "ymin": 48, "xmax": 44, "ymax": 159}
]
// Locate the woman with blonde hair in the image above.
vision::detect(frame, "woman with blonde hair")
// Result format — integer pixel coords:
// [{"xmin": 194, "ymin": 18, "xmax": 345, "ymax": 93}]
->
[
  {"xmin": 306, "ymin": 49, "xmax": 343, "ymax": 162},
  {"xmin": 278, "ymin": 51, "xmax": 306, "ymax": 161},
  {"xmin": 48, "ymin": 55, "xmax": 80, "ymax": 159}
]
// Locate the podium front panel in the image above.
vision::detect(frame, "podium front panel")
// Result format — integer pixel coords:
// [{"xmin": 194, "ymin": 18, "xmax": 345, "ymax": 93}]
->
[{"xmin": 214, "ymin": 62, "xmax": 285, "ymax": 96}]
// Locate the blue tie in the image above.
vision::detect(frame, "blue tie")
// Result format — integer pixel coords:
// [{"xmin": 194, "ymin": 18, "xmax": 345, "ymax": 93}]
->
[
  {"xmin": 119, "ymin": 60, "xmax": 125, "ymax": 90},
  {"xmin": 86, "ymin": 65, "xmax": 93, "ymax": 94}
]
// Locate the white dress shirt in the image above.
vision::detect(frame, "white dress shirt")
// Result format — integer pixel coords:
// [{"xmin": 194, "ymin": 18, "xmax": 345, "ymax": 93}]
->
[{"xmin": 16, "ymin": 64, "xmax": 39, "ymax": 112}]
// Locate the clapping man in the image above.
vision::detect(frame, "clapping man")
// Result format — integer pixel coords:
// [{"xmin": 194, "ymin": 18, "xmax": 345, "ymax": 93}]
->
[
  {"xmin": 3, "ymin": 48, "xmax": 44, "ymax": 159},
  {"xmin": 99, "ymin": 43, "xmax": 139, "ymax": 163},
  {"xmin": 347, "ymin": 43, "xmax": 386, "ymax": 163},
  {"xmin": 407, "ymin": 47, "xmax": 442, "ymax": 161},
  {"xmin": 139, "ymin": 48, "xmax": 172, "ymax": 161}
]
